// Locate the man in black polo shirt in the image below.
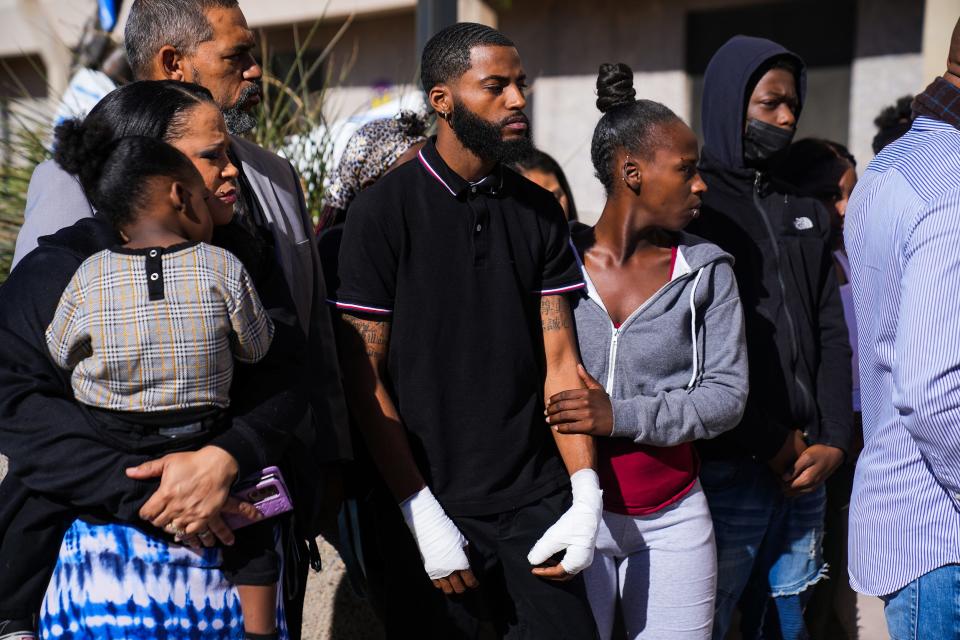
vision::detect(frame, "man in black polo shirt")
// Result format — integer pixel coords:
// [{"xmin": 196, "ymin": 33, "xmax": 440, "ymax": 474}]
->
[{"xmin": 334, "ymin": 23, "xmax": 601, "ymax": 637}]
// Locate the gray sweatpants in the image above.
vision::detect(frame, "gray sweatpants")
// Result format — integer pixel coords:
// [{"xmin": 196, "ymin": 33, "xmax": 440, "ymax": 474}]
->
[{"xmin": 583, "ymin": 481, "xmax": 717, "ymax": 639}]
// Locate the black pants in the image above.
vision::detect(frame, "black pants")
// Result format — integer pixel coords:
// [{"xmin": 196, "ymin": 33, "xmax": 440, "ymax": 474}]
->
[
  {"xmin": 0, "ymin": 475, "xmax": 68, "ymax": 619},
  {"xmin": 436, "ymin": 487, "xmax": 598, "ymax": 639},
  {"xmin": 0, "ymin": 408, "xmax": 277, "ymax": 619},
  {"xmin": 360, "ymin": 481, "xmax": 453, "ymax": 637}
]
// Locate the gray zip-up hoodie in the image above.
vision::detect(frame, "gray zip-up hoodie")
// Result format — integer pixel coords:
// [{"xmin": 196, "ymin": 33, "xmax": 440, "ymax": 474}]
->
[{"xmin": 571, "ymin": 232, "xmax": 748, "ymax": 446}]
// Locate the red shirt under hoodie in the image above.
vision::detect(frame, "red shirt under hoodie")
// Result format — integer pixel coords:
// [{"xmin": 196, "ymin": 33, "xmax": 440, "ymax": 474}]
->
[{"xmin": 596, "ymin": 247, "xmax": 699, "ymax": 515}]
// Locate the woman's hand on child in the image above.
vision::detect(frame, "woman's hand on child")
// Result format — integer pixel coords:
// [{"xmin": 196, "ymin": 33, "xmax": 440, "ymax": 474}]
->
[
  {"xmin": 545, "ymin": 365, "xmax": 614, "ymax": 436},
  {"xmin": 126, "ymin": 445, "xmax": 248, "ymax": 545},
  {"xmin": 177, "ymin": 497, "xmax": 261, "ymax": 548}
]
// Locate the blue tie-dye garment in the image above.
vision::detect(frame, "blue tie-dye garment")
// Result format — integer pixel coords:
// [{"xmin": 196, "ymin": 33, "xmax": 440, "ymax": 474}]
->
[{"xmin": 40, "ymin": 520, "xmax": 288, "ymax": 639}]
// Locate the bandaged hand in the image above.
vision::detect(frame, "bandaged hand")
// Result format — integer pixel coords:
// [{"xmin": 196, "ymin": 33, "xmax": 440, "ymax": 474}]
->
[
  {"xmin": 400, "ymin": 486, "xmax": 471, "ymax": 580},
  {"xmin": 527, "ymin": 469, "xmax": 603, "ymax": 575}
]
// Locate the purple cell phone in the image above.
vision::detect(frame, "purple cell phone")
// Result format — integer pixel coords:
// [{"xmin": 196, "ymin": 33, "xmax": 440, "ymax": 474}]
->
[{"xmin": 223, "ymin": 465, "xmax": 293, "ymax": 530}]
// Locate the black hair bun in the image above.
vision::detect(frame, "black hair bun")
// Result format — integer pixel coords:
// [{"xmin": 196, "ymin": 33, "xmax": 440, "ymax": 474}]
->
[
  {"xmin": 596, "ymin": 63, "xmax": 636, "ymax": 113},
  {"xmin": 53, "ymin": 118, "xmax": 116, "ymax": 194}
]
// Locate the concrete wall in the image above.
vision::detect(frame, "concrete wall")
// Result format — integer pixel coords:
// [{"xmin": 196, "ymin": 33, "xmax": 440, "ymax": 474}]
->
[
  {"xmin": 922, "ymin": 0, "xmax": 960, "ymax": 82},
  {"xmin": 847, "ymin": 0, "xmax": 927, "ymax": 168},
  {"xmin": 0, "ymin": 0, "xmax": 936, "ymax": 223},
  {"xmin": 259, "ymin": 10, "xmax": 418, "ymax": 90},
  {"xmin": 256, "ymin": 9, "xmax": 418, "ymax": 122},
  {"xmin": 239, "ymin": 0, "xmax": 414, "ymax": 26},
  {"xmin": 0, "ymin": 0, "xmax": 91, "ymax": 94},
  {"xmin": 248, "ymin": 0, "xmax": 929, "ymax": 222},
  {"xmin": 494, "ymin": 0, "xmax": 927, "ymax": 222},
  {"xmin": 498, "ymin": 0, "xmax": 707, "ymax": 220}
]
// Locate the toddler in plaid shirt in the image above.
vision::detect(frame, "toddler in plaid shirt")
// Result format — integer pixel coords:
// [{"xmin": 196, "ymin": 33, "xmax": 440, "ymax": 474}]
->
[{"xmin": 2, "ymin": 118, "xmax": 282, "ymax": 639}]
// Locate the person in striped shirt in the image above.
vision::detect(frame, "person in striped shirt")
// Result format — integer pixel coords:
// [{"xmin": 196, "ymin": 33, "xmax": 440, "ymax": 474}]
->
[{"xmin": 844, "ymin": 18, "xmax": 960, "ymax": 636}]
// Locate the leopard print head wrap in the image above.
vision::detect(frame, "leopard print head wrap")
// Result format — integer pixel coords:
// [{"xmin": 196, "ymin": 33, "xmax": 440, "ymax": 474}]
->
[{"xmin": 324, "ymin": 111, "xmax": 429, "ymax": 213}]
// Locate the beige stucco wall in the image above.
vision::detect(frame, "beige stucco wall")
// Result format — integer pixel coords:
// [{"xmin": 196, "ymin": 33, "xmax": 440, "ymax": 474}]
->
[
  {"xmin": 233, "ymin": 0, "xmax": 929, "ymax": 221},
  {"xmin": 531, "ymin": 71, "xmax": 691, "ymax": 224},
  {"xmin": 922, "ymin": 0, "xmax": 960, "ymax": 82},
  {"xmin": 0, "ymin": 0, "xmax": 91, "ymax": 94},
  {"xmin": 238, "ymin": 0, "xmax": 414, "ymax": 27},
  {"xmin": 492, "ymin": 0, "xmax": 925, "ymax": 221},
  {"xmin": 847, "ymin": 53, "xmax": 925, "ymax": 170},
  {"xmin": 0, "ymin": 0, "xmax": 935, "ymax": 222}
]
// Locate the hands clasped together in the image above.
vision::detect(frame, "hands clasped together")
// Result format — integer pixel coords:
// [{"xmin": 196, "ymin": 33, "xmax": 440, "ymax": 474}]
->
[{"xmin": 768, "ymin": 429, "xmax": 844, "ymax": 496}]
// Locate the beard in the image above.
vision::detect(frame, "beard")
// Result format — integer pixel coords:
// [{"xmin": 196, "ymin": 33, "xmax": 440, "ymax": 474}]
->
[
  {"xmin": 449, "ymin": 100, "xmax": 532, "ymax": 165},
  {"xmin": 221, "ymin": 82, "xmax": 262, "ymax": 135}
]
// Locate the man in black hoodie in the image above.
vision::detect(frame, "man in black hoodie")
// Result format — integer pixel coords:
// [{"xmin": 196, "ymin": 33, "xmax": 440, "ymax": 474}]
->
[{"xmin": 687, "ymin": 36, "xmax": 853, "ymax": 640}]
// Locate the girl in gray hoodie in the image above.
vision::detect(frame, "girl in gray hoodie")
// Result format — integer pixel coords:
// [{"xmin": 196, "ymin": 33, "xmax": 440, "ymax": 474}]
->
[{"xmin": 545, "ymin": 63, "xmax": 748, "ymax": 639}]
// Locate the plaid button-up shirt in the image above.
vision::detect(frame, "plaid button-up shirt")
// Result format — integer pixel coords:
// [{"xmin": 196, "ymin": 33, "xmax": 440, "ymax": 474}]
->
[{"xmin": 46, "ymin": 242, "xmax": 273, "ymax": 413}]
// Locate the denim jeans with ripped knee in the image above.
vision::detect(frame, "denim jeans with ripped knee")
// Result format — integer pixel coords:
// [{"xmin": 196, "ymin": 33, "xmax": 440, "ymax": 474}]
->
[{"xmin": 700, "ymin": 457, "xmax": 827, "ymax": 640}]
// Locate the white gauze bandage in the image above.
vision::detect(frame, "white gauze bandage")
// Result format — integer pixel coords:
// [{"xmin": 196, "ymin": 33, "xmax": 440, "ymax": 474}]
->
[
  {"xmin": 399, "ymin": 486, "xmax": 471, "ymax": 580},
  {"xmin": 527, "ymin": 468, "xmax": 603, "ymax": 575}
]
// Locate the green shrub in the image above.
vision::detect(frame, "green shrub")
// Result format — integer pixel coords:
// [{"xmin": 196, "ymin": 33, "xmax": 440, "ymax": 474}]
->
[{"xmin": 0, "ymin": 105, "xmax": 52, "ymax": 284}]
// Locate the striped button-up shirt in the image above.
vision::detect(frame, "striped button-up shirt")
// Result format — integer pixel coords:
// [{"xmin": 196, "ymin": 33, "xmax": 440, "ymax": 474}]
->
[{"xmin": 845, "ymin": 115, "xmax": 960, "ymax": 596}]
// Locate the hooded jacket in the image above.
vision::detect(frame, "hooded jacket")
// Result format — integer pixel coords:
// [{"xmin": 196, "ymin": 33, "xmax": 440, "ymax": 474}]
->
[
  {"xmin": 571, "ymin": 232, "xmax": 748, "ymax": 447},
  {"xmin": 687, "ymin": 36, "xmax": 854, "ymax": 461}
]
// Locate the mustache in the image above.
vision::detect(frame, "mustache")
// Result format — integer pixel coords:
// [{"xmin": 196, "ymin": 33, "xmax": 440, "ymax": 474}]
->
[
  {"xmin": 233, "ymin": 81, "xmax": 262, "ymax": 105},
  {"xmin": 500, "ymin": 113, "xmax": 529, "ymax": 127}
]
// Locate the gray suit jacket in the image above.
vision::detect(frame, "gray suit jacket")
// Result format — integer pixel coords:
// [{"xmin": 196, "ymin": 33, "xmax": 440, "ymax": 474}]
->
[
  {"xmin": 12, "ymin": 159, "xmax": 91, "ymax": 268},
  {"xmin": 11, "ymin": 138, "xmax": 351, "ymax": 463}
]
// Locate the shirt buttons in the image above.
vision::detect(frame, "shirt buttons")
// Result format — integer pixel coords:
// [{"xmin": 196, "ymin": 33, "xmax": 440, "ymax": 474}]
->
[
  {"xmin": 149, "ymin": 249, "xmax": 158, "ymax": 258},
  {"xmin": 470, "ymin": 186, "xmax": 477, "ymax": 194},
  {"xmin": 476, "ymin": 224, "xmax": 482, "ymax": 232},
  {"xmin": 150, "ymin": 273, "xmax": 159, "ymax": 281}
]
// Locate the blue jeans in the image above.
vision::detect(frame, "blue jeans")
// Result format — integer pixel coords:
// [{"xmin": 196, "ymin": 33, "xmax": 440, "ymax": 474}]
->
[
  {"xmin": 700, "ymin": 458, "xmax": 827, "ymax": 640},
  {"xmin": 882, "ymin": 564, "xmax": 960, "ymax": 640}
]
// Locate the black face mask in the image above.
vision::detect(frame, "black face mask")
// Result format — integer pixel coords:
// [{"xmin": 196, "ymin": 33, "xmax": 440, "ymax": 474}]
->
[{"xmin": 742, "ymin": 118, "xmax": 795, "ymax": 167}]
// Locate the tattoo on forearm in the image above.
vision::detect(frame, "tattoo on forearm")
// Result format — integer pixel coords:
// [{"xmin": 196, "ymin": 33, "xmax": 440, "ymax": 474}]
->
[
  {"xmin": 341, "ymin": 314, "xmax": 389, "ymax": 357},
  {"xmin": 541, "ymin": 295, "xmax": 572, "ymax": 332}
]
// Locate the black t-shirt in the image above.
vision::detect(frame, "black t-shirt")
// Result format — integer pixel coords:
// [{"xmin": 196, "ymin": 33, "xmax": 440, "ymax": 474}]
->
[{"xmin": 334, "ymin": 138, "xmax": 584, "ymax": 515}]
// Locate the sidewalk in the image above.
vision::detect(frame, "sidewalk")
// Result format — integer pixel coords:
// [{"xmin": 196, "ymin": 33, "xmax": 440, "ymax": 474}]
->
[
  {"xmin": 302, "ymin": 539, "xmax": 382, "ymax": 639},
  {"xmin": 301, "ymin": 541, "xmax": 890, "ymax": 640}
]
